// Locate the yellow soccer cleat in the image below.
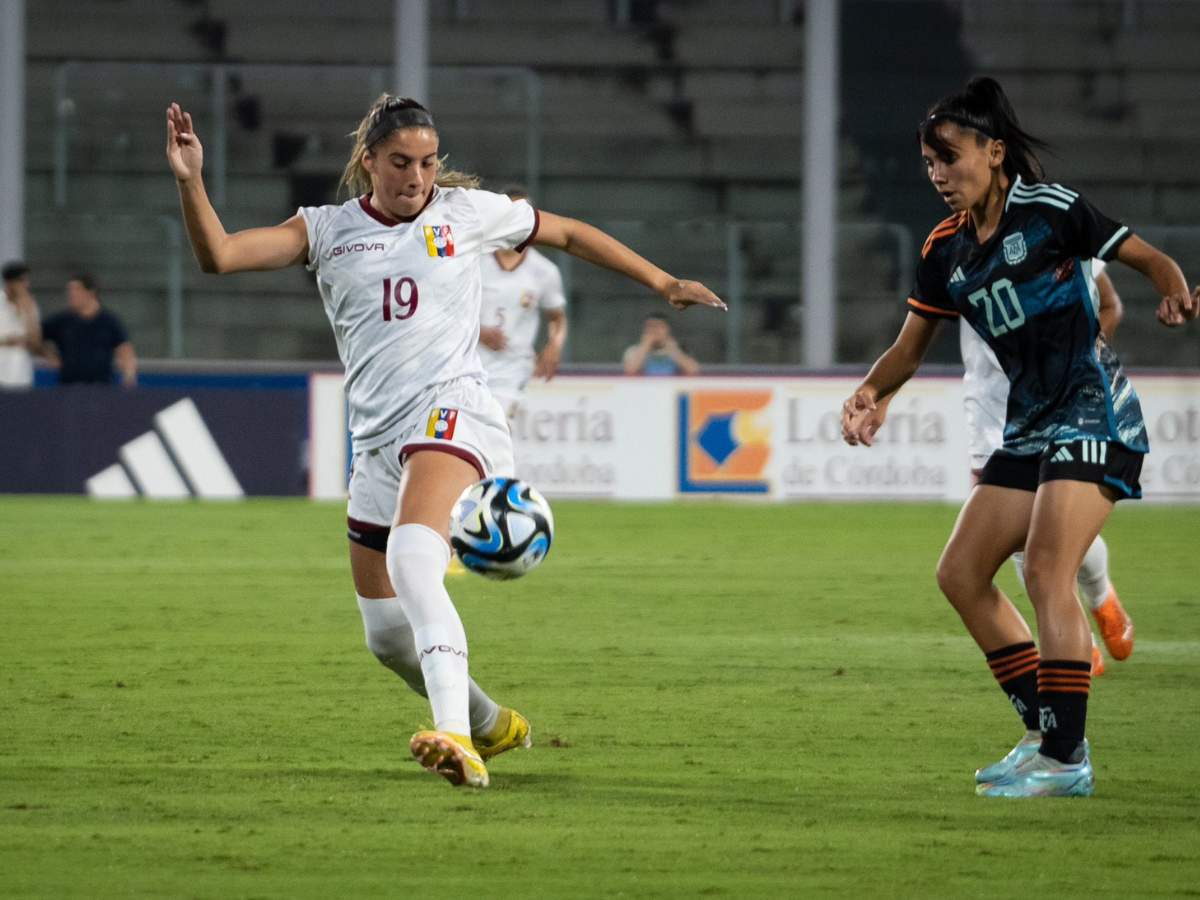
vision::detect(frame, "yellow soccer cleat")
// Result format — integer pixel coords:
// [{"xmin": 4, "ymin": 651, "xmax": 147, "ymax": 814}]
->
[
  {"xmin": 1091, "ymin": 585, "xmax": 1134, "ymax": 661},
  {"xmin": 410, "ymin": 731, "xmax": 489, "ymax": 788},
  {"xmin": 473, "ymin": 707, "xmax": 532, "ymax": 762}
]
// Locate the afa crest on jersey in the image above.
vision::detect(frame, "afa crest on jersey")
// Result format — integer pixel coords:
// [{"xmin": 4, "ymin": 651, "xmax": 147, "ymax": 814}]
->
[
  {"xmin": 1003, "ymin": 232, "xmax": 1027, "ymax": 265},
  {"xmin": 426, "ymin": 408, "xmax": 459, "ymax": 440},
  {"xmin": 423, "ymin": 225, "xmax": 456, "ymax": 257}
]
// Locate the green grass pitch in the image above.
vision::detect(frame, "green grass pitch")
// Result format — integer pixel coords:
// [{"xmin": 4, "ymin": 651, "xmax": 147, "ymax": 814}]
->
[{"xmin": 1, "ymin": 497, "xmax": 1197, "ymax": 898}]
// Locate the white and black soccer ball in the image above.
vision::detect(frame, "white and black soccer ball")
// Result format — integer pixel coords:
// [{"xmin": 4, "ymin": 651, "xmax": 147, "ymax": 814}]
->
[{"xmin": 448, "ymin": 477, "xmax": 554, "ymax": 580}]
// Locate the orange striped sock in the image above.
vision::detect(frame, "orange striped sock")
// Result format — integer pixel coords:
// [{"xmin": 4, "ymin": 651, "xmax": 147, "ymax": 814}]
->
[
  {"xmin": 1037, "ymin": 659, "xmax": 1091, "ymax": 763},
  {"xmin": 985, "ymin": 642, "xmax": 1040, "ymax": 730}
]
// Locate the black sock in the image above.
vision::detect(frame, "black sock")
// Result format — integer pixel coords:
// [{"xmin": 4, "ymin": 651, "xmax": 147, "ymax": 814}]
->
[
  {"xmin": 985, "ymin": 642, "xmax": 1040, "ymax": 731},
  {"xmin": 1037, "ymin": 659, "xmax": 1091, "ymax": 764}
]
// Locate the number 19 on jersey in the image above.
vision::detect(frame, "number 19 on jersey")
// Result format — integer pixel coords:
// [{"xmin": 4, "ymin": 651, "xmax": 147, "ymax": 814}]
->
[{"xmin": 383, "ymin": 277, "xmax": 419, "ymax": 321}]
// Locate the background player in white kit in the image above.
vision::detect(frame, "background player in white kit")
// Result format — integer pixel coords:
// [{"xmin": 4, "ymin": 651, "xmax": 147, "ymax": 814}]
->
[
  {"xmin": 166, "ymin": 95, "xmax": 724, "ymax": 789},
  {"xmin": 960, "ymin": 261, "xmax": 1135, "ymax": 674},
  {"xmin": 477, "ymin": 186, "xmax": 568, "ymax": 419}
]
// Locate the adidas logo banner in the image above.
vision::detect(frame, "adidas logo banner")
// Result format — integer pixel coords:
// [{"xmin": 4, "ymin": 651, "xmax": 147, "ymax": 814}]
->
[
  {"xmin": 949, "ymin": 266, "xmax": 967, "ymax": 285},
  {"xmin": 87, "ymin": 399, "xmax": 244, "ymax": 499},
  {"xmin": 0, "ymin": 386, "xmax": 308, "ymax": 497}
]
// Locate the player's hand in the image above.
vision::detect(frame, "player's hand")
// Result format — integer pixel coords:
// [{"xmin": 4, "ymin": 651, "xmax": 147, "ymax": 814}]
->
[
  {"xmin": 660, "ymin": 279, "xmax": 727, "ymax": 311},
  {"xmin": 841, "ymin": 389, "xmax": 878, "ymax": 447},
  {"xmin": 1157, "ymin": 286, "xmax": 1200, "ymax": 327},
  {"xmin": 534, "ymin": 344, "xmax": 561, "ymax": 380},
  {"xmin": 479, "ymin": 326, "xmax": 508, "ymax": 351},
  {"xmin": 853, "ymin": 403, "xmax": 889, "ymax": 447},
  {"xmin": 166, "ymin": 103, "xmax": 204, "ymax": 182}
]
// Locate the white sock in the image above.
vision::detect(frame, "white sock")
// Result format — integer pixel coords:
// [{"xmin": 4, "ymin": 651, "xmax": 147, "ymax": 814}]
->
[
  {"xmin": 1010, "ymin": 551, "xmax": 1026, "ymax": 591},
  {"xmin": 357, "ymin": 594, "xmax": 501, "ymax": 735},
  {"xmin": 1077, "ymin": 535, "xmax": 1110, "ymax": 610},
  {"xmin": 385, "ymin": 523, "xmax": 471, "ymax": 737},
  {"xmin": 357, "ymin": 594, "xmax": 426, "ymax": 697}
]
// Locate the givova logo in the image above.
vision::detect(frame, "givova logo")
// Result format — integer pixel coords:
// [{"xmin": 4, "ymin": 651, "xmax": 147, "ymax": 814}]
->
[
  {"xmin": 678, "ymin": 390, "xmax": 772, "ymax": 494},
  {"xmin": 86, "ymin": 398, "xmax": 244, "ymax": 500}
]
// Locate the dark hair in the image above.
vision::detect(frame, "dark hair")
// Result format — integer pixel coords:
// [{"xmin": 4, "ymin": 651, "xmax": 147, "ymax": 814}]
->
[
  {"xmin": 2, "ymin": 261, "xmax": 29, "ymax": 282},
  {"xmin": 500, "ymin": 183, "xmax": 529, "ymax": 202},
  {"xmin": 363, "ymin": 96, "xmax": 437, "ymax": 150},
  {"xmin": 918, "ymin": 77, "xmax": 1050, "ymax": 184},
  {"xmin": 70, "ymin": 271, "xmax": 98, "ymax": 292}
]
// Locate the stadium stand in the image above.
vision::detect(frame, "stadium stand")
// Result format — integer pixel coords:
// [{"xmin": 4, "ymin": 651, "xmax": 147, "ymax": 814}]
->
[{"xmin": 20, "ymin": 0, "xmax": 1200, "ymax": 366}]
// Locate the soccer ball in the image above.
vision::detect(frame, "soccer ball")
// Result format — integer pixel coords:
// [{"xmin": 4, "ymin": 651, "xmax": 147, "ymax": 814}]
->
[{"xmin": 448, "ymin": 477, "xmax": 554, "ymax": 580}]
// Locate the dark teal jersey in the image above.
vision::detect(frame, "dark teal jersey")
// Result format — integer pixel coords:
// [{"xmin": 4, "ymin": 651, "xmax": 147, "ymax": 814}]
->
[{"xmin": 907, "ymin": 176, "xmax": 1146, "ymax": 455}]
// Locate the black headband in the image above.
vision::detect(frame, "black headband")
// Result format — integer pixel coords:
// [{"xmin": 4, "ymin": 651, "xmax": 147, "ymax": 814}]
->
[
  {"xmin": 365, "ymin": 106, "xmax": 437, "ymax": 148},
  {"xmin": 929, "ymin": 112, "xmax": 995, "ymax": 139}
]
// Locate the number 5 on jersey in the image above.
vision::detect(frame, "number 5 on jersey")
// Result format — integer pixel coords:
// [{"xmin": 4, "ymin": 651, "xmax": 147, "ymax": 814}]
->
[
  {"xmin": 383, "ymin": 277, "xmax": 419, "ymax": 321},
  {"xmin": 968, "ymin": 277, "xmax": 1026, "ymax": 337}
]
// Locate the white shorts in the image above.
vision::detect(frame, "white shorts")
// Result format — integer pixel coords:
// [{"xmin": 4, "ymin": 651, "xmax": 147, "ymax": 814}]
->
[
  {"xmin": 490, "ymin": 386, "xmax": 523, "ymax": 420},
  {"xmin": 347, "ymin": 378, "xmax": 515, "ymax": 531}
]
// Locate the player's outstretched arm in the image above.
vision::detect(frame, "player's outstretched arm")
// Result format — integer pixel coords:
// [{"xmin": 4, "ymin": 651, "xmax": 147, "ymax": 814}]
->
[
  {"xmin": 533, "ymin": 212, "xmax": 726, "ymax": 311},
  {"xmin": 167, "ymin": 103, "xmax": 308, "ymax": 274},
  {"xmin": 1115, "ymin": 235, "xmax": 1199, "ymax": 327},
  {"xmin": 841, "ymin": 312, "xmax": 940, "ymax": 446}
]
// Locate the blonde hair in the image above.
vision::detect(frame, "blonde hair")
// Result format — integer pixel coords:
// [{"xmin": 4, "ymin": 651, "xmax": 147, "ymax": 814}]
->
[{"xmin": 339, "ymin": 93, "xmax": 480, "ymax": 197}]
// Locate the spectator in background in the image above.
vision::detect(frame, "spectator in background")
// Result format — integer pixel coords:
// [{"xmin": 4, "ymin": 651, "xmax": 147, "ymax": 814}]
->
[
  {"xmin": 622, "ymin": 313, "xmax": 700, "ymax": 376},
  {"xmin": 0, "ymin": 261, "xmax": 41, "ymax": 389},
  {"xmin": 37, "ymin": 272, "xmax": 137, "ymax": 387}
]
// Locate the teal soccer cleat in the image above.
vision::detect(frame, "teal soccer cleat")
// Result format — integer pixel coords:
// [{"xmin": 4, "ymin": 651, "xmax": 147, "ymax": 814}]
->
[
  {"xmin": 975, "ymin": 733, "xmax": 1041, "ymax": 784},
  {"xmin": 976, "ymin": 753, "xmax": 1094, "ymax": 797}
]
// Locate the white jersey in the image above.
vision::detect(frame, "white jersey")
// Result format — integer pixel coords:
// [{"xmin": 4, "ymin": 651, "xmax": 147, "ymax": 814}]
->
[
  {"xmin": 0, "ymin": 297, "xmax": 34, "ymax": 388},
  {"xmin": 478, "ymin": 248, "xmax": 566, "ymax": 398},
  {"xmin": 301, "ymin": 187, "xmax": 538, "ymax": 452},
  {"xmin": 962, "ymin": 259, "xmax": 1107, "ymax": 468}
]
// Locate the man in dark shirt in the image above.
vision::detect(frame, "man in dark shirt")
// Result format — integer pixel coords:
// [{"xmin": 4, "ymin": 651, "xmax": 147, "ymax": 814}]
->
[{"xmin": 38, "ymin": 272, "xmax": 137, "ymax": 387}]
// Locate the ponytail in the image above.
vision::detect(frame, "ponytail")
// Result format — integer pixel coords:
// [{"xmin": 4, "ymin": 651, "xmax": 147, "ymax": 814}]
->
[
  {"xmin": 339, "ymin": 93, "xmax": 480, "ymax": 198},
  {"xmin": 918, "ymin": 77, "xmax": 1050, "ymax": 184}
]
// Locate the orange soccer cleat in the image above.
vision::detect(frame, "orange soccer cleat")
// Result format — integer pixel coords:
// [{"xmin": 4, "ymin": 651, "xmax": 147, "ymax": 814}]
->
[
  {"xmin": 1090, "ymin": 637, "xmax": 1106, "ymax": 677},
  {"xmin": 1091, "ymin": 585, "xmax": 1134, "ymax": 661}
]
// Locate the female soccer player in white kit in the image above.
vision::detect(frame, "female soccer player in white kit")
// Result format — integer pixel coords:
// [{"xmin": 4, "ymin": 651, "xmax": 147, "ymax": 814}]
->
[{"xmin": 166, "ymin": 95, "xmax": 725, "ymax": 788}]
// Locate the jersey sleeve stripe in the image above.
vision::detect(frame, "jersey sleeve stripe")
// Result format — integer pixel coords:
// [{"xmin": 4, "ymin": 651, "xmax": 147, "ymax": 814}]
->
[
  {"xmin": 515, "ymin": 209, "xmax": 541, "ymax": 253},
  {"xmin": 921, "ymin": 212, "xmax": 967, "ymax": 257},
  {"xmin": 1097, "ymin": 225, "xmax": 1130, "ymax": 260},
  {"xmin": 907, "ymin": 297, "xmax": 959, "ymax": 318}
]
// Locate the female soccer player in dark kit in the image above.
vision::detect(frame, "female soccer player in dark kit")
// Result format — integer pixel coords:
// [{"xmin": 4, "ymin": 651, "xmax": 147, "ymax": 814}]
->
[
  {"xmin": 840, "ymin": 77, "xmax": 1198, "ymax": 797},
  {"xmin": 166, "ymin": 95, "xmax": 725, "ymax": 789}
]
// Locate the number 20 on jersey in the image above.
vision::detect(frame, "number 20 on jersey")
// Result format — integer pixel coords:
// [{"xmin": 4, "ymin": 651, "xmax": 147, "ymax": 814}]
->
[
  {"xmin": 968, "ymin": 277, "xmax": 1026, "ymax": 337},
  {"xmin": 383, "ymin": 277, "xmax": 419, "ymax": 321}
]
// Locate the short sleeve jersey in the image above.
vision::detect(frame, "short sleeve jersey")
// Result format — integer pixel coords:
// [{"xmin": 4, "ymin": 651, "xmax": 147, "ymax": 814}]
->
[
  {"xmin": 477, "ymin": 248, "xmax": 566, "ymax": 393},
  {"xmin": 41, "ymin": 308, "xmax": 129, "ymax": 385},
  {"xmin": 300, "ymin": 187, "xmax": 538, "ymax": 452},
  {"xmin": 908, "ymin": 176, "xmax": 1146, "ymax": 455}
]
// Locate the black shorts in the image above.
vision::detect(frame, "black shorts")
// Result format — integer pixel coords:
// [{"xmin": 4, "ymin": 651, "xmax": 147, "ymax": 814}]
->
[{"xmin": 979, "ymin": 439, "xmax": 1143, "ymax": 499}]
